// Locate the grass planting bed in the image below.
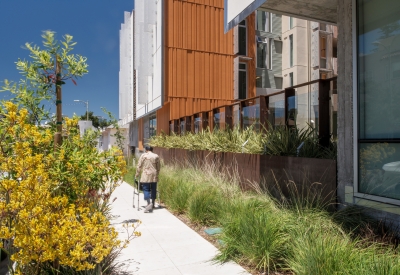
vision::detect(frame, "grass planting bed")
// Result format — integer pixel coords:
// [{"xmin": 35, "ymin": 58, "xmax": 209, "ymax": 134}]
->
[{"xmin": 154, "ymin": 164, "xmax": 400, "ymax": 275}]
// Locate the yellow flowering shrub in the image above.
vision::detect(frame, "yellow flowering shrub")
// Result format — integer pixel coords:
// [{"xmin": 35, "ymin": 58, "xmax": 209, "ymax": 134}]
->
[{"xmin": 0, "ymin": 102, "xmax": 131, "ymax": 274}]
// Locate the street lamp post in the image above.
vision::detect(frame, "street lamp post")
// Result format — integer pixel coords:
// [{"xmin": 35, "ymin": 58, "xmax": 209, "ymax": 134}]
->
[{"xmin": 74, "ymin": 100, "xmax": 89, "ymax": 121}]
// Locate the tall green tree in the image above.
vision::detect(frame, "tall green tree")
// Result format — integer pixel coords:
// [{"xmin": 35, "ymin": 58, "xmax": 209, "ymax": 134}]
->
[
  {"xmin": 1, "ymin": 30, "xmax": 88, "ymax": 125},
  {"xmin": 80, "ymin": 111, "xmax": 110, "ymax": 128}
]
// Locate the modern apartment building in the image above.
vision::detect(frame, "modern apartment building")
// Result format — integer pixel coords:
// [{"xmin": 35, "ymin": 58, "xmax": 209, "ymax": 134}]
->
[
  {"xmin": 254, "ymin": 10, "xmax": 337, "ymax": 133},
  {"xmin": 118, "ymin": 11, "xmax": 136, "ymax": 149},
  {"xmin": 121, "ymin": 0, "xmax": 244, "ymax": 152},
  {"xmin": 224, "ymin": 0, "xmax": 400, "ymax": 228},
  {"xmin": 119, "ymin": 1, "xmax": 337, "ymax": 152}
]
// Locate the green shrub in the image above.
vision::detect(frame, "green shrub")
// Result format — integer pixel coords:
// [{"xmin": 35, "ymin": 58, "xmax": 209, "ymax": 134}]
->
[
  {"xmin": 158, "ymin": 164, "xmax": 400, "ymax": 275},
  {"xmin": 165, "ymin": 179, "xmax": 194, "ymax": 214},
  {"xmin": 123, "ymin": 166, "xmax": 136, "ymax": 186},
  {"xmin": 216, "ymin": 197, "xmax": 289, "ymax": 273},
  {"xmin": 287, "ymin": 226, "xmax": 400, "ymax": 275},
  {"xmin": 187, "ymin": 185, "xmax": 223, "ymax": 225},
  {"xmin": 158, "ymin": 174, "xmax": 179, "ymax": 206},
  {"xmin": 287, "ymin": 229, "xmax": 359, "ymax": 275}
]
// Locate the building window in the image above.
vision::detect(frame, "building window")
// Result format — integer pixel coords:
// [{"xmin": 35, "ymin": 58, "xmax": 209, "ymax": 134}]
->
[
  {"xmin": 194, "ymin": 115, "xmax": 201, "ymax": 133},
  {"xmin": 357, "ymin": 0, "xmax": 400, "ymax": 200},
  {"xmin": 269, "ymin": 38, "xmax": 273, "ymax": 69},
  {"xmin": 289, "ymin": 17, "xmax": 293, "ymax": 29},
  {"xmin": 256, "ymin": 75, "xmax": 262, "ymax": 88},
  {"xmin": 289, "ymin": 72, "xmax": 293, "ymax": 87},
  {"xmin": 256, "ymin": 11, "xmax": 271, "ymax": 32},
  {"xmin": 238, "ymin": 20, "xmax": 247, "ymax": 55},
  {"xmin": 256, "ymin": 36, "xmax": 268, "ymax": 68},
  {"xmin": 180, "ymin": 119, "xmax": 185, "ymax": 135},
  {"xmin": 149, "ymin": 114, "xmax": 157, "ymax": 137},
  {"xmin": 289, "ymin": 34, "xmax": 293, "ymax": 67},
  {"xmin": 239, "ymin": 63, "xmax": 247, "ymax": 99},
  {"xmin": 257, "ymin": 36, "xmax": 273, "ymax": 70},
  {"xmin": 320, "ymin": 36, "xmax": 327, "ymax": 68}
]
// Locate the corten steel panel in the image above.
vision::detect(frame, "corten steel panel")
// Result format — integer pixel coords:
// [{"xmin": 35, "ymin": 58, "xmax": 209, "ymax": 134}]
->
[
  {"xmin": 153, "ymin": 147, "xmax": 261, "ymax": 190},
  {"xmin": 156, "ymin": 102, "xmax": 170, "ymax": 135},
  {"xmin": 154, "ymin": 147, "xmax": 337, "ymax": 205},
  {"xmin": 164, "ymin": 0, "xmax": 236, "ymax": 126},
  {"xmin": 260, "ymin": 155, "xmax": 337, "ymax": 205},
  {"xmin": 246, "ymin": 13, "xmax": 257, "ymax": 99},
  {"xmin": 138, "ymin": 118, "xmax": 144, "ymax": 151}
]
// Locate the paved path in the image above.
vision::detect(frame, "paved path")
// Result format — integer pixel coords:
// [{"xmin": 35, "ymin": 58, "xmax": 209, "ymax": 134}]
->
[{"xmin": 111, "ymin": 182, "xmax": 250, "ymax": 275}]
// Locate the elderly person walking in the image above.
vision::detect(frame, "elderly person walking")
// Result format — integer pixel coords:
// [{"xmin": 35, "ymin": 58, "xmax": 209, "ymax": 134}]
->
[{"xmin": 135, "ymin": 145, "xmax": 161, "ymax": 213}]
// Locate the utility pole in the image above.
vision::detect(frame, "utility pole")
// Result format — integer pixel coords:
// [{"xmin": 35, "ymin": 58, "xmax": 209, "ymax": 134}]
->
[
  {"xmin": 74, "ymin": 100, "xmax": 89, "ymax": 121},
  {"xmin": 54, "ymin": 55, "xmax": 63, "ymax": 149}
]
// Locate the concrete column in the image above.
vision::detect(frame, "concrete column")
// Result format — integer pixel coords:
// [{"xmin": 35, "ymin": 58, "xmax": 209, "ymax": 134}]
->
[{"xmin": 337, "ymin": 0, "xmax": 354, "ymax": 205}]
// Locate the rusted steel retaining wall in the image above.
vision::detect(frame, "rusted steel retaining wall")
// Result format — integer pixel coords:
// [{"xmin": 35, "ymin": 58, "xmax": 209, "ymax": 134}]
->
[{"xmin": 154, "ymin": 147, "xmax": 337, "ymax": 203}]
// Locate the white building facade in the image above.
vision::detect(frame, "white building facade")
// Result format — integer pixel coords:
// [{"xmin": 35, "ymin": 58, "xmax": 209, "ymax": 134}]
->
[{"xmin": 119, "ymin": 11, "xmax": 135, "ymax": 127}]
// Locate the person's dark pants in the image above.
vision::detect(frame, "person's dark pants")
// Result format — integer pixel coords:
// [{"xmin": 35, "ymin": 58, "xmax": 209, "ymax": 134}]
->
[{"xmin": 142, "ymin": 182, "xmax": 157, "ymax": 204}]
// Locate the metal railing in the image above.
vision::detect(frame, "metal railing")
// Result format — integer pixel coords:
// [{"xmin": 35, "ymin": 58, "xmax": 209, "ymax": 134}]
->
[{"xmin": 169, "ymin": 77, "xmax": 337, "ymax": 147}]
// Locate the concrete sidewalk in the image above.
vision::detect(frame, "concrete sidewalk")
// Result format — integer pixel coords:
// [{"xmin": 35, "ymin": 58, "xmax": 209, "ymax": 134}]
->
[{"xmin": 111, "ymin": 182, "xmax": 250, "ymax": 275}]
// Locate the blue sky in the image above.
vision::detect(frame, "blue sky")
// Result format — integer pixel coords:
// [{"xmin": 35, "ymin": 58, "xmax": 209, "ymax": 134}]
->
[{"xmin": 0, "ymin": 0, "xmax": 134, "ymax": 119}]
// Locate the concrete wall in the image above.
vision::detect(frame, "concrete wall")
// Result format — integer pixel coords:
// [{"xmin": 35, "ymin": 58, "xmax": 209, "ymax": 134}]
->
[
  {"xmin": 337, "ymin": 0, "xmax": 354, "ymax": 208},
  {"xmin": 101, "ymin": 127, "xmax": 129, "ymax": 156},
  {"xmin": 282, "ymin": 16, "xmax": 309, "ymax": 88}
]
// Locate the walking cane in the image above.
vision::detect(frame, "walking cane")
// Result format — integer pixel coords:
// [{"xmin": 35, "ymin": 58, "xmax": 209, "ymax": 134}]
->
[
  {"xmin": 133, "ymin": 177, "xmax": 137, "ymax": 208},
  {"xmin": 133, "ymin": 177, "xmax": 140, "ymax": 210},
  {"xmin": 137, "ymin": 179, "xmax": 140, "ymax": 211}
]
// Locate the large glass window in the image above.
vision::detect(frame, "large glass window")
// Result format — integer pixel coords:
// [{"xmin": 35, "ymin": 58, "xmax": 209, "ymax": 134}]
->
[
  {"xmin": 239, "ymin": 63, "xmax": 247, "ymax": 99},
  {"xmin": 320, "ymin": 36, "xmax": 327, "ymax": 68},
  {"xmin": 194, "ymin": 114, "xmax": 201, "ymax": 133},
  {"xmin": 180, "ymin": 118, "xmax": 186, "ymax": 135},
  {"xmin": 256, "ymin": 11, "xmax": 271, "ymax": 32},
  {"xmin": 149, "ymin": 115, "xmax": 157, "ymax": 137},
  {"xmin": 257, "ymin": 36, "xmax": 268, "ymax": 68},
  {"xmin": 358, "ymin": 0, "xmax": 400, "ymax": 200},
  {"xmin": 238, "ymin": 20, "xmax": 247, "ymax": 55}
]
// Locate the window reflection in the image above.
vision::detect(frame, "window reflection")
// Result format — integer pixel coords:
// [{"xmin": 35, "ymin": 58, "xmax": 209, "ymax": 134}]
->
[
  {"xmin": 242, "ymin": 98, "xmax": 260, "ymax": 130},
  {"xmin": 149, "ymin": 115, "xmax": 157, "ymax": 137},
  {"xmin": 359, "ymin": 143, "xmax": 400, "ymax": 199},
  {"xmin": 194, "ymin": 114, "xmax": 202, "ymax": 133},
  {"xmin": 268, "ymin": 94, "xmax": 285, "ymax": 128},
  {"xmin": 358, "ymin": 0, "xmax": 400, "ymax": 200}
]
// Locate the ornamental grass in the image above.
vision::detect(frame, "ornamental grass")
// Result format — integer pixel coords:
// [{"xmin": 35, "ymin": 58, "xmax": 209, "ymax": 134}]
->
[
  {"xmin": 149, "ymin": 124, "xmax": 337, "ymax": 159},
  {"xmin": 157, "ymin": 162, "xmax": 400, "ymax": 275}
]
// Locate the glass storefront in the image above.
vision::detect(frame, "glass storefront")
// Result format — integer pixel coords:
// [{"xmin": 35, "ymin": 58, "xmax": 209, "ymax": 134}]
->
[{"xmin": 358, "ymin": 0, "xmax": 400, "ymax": 199}]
